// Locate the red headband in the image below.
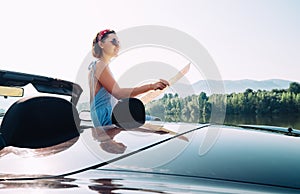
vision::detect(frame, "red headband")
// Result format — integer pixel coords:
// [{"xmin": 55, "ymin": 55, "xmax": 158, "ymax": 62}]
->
[{"xmin": 98, "ymin": 29, "xmax": 111, "ymax": 41}]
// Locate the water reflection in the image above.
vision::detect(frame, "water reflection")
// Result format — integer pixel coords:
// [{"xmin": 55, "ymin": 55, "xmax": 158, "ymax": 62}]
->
[
  {"xmin": 224, "ymin": 114, "xmax": 300, "ymax": 129},
  {"xmin": 0, "ymin": 176, "xmax": 78, "ymax": 189},
  {"xmin": 88, "ymin": 178, "xmax": 166, "ymax": 194},
  {"xmin": 88, "ymin": 178, "xmax": 122, "ymax": 194}
]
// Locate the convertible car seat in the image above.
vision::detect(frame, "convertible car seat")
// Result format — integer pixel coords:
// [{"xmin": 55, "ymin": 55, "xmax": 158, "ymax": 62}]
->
[
  {"xmin": 0, "ymin": 96, "xmax": 80, "ymax": 148},
  {"xmin": 111, "ymin": 98, "xmax": 145, "ymax": 129}
]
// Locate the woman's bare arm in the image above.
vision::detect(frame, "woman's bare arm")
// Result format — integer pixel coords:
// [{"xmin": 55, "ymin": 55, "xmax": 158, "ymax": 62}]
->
[{"xmin": 94, "ymin": 62, "xmax": 169, "ymax": 99}]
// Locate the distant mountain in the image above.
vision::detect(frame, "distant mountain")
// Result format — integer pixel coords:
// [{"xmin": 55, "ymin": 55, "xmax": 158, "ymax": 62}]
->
[
  {"xmin": 174, "ymin": 79, "xmax": 294, "ymax": 97},
  {"xmin": 225, "ymin": 79, "xmax": 293, "ymax": 93}
]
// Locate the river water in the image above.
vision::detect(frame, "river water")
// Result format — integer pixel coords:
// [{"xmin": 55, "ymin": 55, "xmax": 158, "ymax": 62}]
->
[{"xmin": 223, "ymin": 114, "xmax": 300, "ymax": 130}]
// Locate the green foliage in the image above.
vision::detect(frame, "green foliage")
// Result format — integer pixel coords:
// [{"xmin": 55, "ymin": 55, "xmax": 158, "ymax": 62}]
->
[
  {"xmin": 145, "ymin": 83, "xmax": 300, "ymax": 123},
  {"xmin": 288, "ymin": 82, "xmax": 300, "ymax": 94}
]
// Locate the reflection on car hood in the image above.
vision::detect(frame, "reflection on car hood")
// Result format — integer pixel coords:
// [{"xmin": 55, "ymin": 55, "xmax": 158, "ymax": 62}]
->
[
  {"xmin": 0, "ymin": 122, "xmax": 300, "ymax": 192},
  {"xmin": 95, "ymin": 124, "xmax": 299, "ymax": 189}
]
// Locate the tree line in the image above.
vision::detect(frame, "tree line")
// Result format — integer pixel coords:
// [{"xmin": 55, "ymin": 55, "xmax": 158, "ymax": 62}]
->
[{"xmin": 145, "ymin": 82, "xmax": 300, "ymax": 123}]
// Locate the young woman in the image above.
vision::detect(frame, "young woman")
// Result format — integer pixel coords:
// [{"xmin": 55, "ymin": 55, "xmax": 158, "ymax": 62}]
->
[{"xmin": 89, "ymin": 29, "xmax": 169, "ymax": 127}]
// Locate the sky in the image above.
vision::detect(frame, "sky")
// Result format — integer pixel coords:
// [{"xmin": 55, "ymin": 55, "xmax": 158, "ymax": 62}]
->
[{"xmin": 0, "ymin": 0, "xmax": 299, "ymax": 83}]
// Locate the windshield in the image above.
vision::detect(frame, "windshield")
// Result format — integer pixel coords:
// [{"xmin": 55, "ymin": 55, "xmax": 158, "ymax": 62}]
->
[
  {"xmin": 0, "ymin": 70, "xmax": 83, "ymax": 127},
  {"xmin": 0, "ymin": 84, "xmax": 71, "ymax": 123}
]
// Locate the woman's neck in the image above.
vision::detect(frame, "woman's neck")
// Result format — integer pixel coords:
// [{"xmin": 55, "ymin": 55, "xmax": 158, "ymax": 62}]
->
[{"xmin": 100, "ymin": 55, "xmax": 111, "ymax": 64}]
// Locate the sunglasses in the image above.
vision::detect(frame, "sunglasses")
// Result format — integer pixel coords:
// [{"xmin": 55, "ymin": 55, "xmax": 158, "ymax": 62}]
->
[{"xmin": 110, "ymin": 38, "xmax": 120, "ymax": 46}]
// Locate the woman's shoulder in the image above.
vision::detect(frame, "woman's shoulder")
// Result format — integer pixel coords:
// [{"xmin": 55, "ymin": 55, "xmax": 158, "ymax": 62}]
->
[
  {"xmin": 89, "ymin": 60, "xmax": 107, "ymax": 70},
  {"xmin": 95, "ymin": 60, "xmax": 106, "ymax": 66},
  {"xmin": 94, "ymin": 60, "xmax": 110, "ymax": 75}
]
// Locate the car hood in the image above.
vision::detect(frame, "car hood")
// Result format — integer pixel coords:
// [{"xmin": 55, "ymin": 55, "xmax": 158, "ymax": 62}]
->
[{"xmin": 1, "ymin": 122, "xmax": 299, "ymax": 190}]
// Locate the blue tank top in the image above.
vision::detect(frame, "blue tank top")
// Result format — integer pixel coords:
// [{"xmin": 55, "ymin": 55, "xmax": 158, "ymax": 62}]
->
[{"xmin": 89, "ymin": 61, "xmax": 115, "ymax": 126}]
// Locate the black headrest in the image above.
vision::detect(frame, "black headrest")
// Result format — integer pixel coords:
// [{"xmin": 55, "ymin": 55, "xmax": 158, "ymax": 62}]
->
[
  {"xmin": 0, "ymin": 96, "xmax": 80, "ymax": 148},
  {"xmin": 111, "ymin": 98, "xmax": 145, "ymax": 129}
]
